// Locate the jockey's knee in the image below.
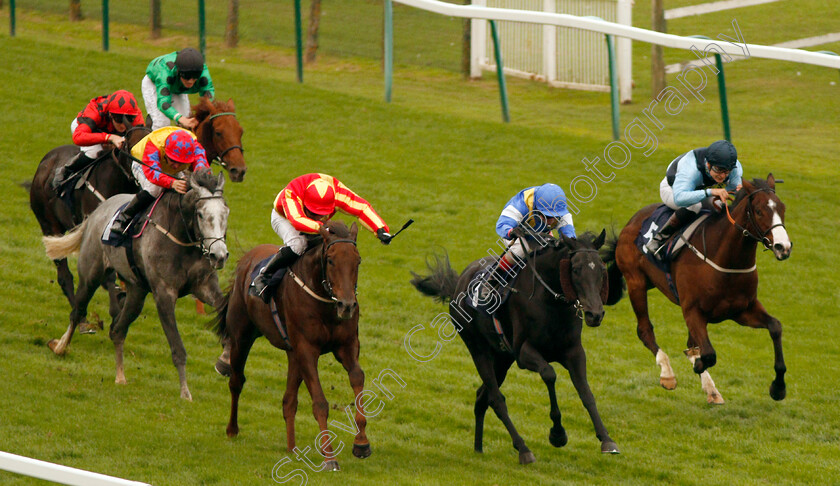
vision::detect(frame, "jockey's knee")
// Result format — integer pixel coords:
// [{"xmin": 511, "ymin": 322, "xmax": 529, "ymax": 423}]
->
[{"xmin": 287, "ymin": 237, "xmax": 307, "ymax": 256}]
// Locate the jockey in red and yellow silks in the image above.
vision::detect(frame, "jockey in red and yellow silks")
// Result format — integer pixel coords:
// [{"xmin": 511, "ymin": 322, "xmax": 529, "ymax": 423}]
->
[{"xmin": 249, "ymin": 173, "xmax": 391, "ymax": 301}]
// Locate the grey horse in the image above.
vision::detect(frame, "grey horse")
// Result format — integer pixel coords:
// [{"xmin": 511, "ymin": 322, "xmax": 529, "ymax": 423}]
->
[{"xmin": 43, "ymin": 170, "xmax": 229, "ymax": 400}]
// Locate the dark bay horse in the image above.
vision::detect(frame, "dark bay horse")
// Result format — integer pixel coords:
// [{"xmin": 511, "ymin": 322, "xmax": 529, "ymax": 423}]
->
[
  {"xmin": 602, "ymin": 174, "xmax": 791, "ymax": 404},
  {"xmin": 30, "ymin": 126, "xmax": 150, "ymax": 316},
  {"xmin": 411, "ymin": 230, "xmax": 619, "ymax": 464},
  {"xmin": 42, "ymin": 170, "xmax": 229, "ymax": 400},
  {"xmin": 213, "ymin": 221, "xmax": 371, "ymax": 471}
]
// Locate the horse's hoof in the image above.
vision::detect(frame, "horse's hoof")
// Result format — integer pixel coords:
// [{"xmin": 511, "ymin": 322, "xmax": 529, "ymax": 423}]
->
[
  {"xmin": 47, "ymin": 339, "xmax": 64, "ymax": 355},
  {"xmin": 215, "ymin": 359, "xmax": 232, "ymax": 377},
  {"xmin": 323, "ymin": 460, "xmax": 340, "ymax": 471},
  {"xmin": 770, "ymin": 382, "xmax": 786, "ymax": 401},
  {"xmin": 78, "ymin": 320, "xmax": 100, "ymax": 334},
  {"xmin": 519, "ymin": 451, "xmax": 536, "ymax": 465},
  {"xmin": 549, "ymin": 427, "xmax": 568, "ymax": 448},
  {"xmin": 660, "ymin": 376, "xmax": 677, "ymax": 390},
  {"xmin": 601, "ymin": 441, "xmax": 620, "ymax": 454},
  {"xmin": 707, "ymin": 392, "xmax": 725, "ymax": 405},
  {"xmin": 226, "ymin": 425, "xmax": 239, "ymax": 438},
  {"xmin": 352, "ymin": 443, "xmax": 372, "ymax": 459},
  {"xmin": 181, "ymin": 390, "xmax": 193, "ymax": 401},
  {"xmin": 115, "ymin": 377, "xmax": 127, "ymax": 385}
]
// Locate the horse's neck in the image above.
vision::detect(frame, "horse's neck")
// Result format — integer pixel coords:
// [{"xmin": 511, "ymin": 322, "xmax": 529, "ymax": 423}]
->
[
  {"xmin": 195, "ymin": 118, "xmax": 215, "ymax": 158},
  {"xmin": 156, "ymin": 193, "xmax": 192, "ymax": 239},
  {"xmin": 292, "ymin": 244, "xmax": 324, "ymax": 288},
  {"xmin": 699, "ymin": 207, "xmax": 758, "ymax": 266}
]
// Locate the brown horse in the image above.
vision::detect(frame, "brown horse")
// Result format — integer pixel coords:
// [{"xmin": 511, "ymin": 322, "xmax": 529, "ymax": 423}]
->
[
  {"xmin": 30, "ymin": 126, "xmax": 150, "ymax": 322},
  {"xmin": 602, "ymin": 174, "xmax": 791, "ymax": 404},
  {"xmin": 191, "ymin": 97, "xmax": 247, "ymax": 182},
  {"xmin": 213, "ymin": 221, "xmax": 371, "ymax": 470}
]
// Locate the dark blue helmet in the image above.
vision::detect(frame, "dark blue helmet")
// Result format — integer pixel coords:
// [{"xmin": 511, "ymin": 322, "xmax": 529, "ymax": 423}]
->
[{"xmin": 705, "ymin": 140, "xmax": 738, "ymax": 171}]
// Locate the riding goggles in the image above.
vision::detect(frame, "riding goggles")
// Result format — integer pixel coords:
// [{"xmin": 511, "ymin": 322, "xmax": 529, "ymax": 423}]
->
[{"xmin": 111, "ymin": 113, "xmax": 137, "ymax": 125}]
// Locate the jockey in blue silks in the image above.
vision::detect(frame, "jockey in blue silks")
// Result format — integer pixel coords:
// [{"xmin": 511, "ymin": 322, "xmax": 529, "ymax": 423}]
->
[
  {"xmin": 496, "ymin": 183, "xmax": 576, "ymax": 269},
  {"xmin": 645, "ymin": 140, "xmax": 743, "ymax": 258}
]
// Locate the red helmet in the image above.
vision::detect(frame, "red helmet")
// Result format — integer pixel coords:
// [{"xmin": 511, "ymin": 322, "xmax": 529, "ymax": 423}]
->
[
  {"xmin": 303, "ymin": 179, "xmax": 336, "ymax": 215},
  {"xmin": 106, "ymin": 90, "xmax": 141, "ymax": 116},
  {"xmin": 164, "ymin": 130, "xmax": 200, "ymax": 164}
]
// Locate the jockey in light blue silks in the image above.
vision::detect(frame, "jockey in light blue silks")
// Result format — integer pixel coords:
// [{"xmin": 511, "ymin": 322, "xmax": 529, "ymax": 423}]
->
[
  {"xmin": 496, "ymin": 183, "xmax": 576, "ymax": 269},
  {"xmin": 645, "ymin": 140, "xmax": 743, "ymax": 259}
]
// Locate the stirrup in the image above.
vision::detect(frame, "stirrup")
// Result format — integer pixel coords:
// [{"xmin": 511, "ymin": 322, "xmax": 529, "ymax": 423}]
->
[{"xmin": 249, "ymin": 277, "xmax": 267, "ymax": 298}]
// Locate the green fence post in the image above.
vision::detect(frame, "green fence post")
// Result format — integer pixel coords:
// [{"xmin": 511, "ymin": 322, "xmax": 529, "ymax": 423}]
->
[
  {"xmin": 714, "ymin": 54, "xmax": 730, "ymax": 142},
  {"xmin": 606, "ymin": 34, "xmax": 620, "ymax": 141},
  {"xmin": 489, "ymin": 20, "xmax": 510, "ymax": 123},
  {"xmin": 198, "ymin": 0, "xmax": 206, "ymax": 58},
  {"xmin": 384, "ymin": 0, "xmax": 393, "ymax": 103},
  {"xmin": 294, "ymin": 0, "xmax": 303, "ymax": 83},
  {"xmin": 10, "ymin": 0, "xmax": 15, "ymax": 36},
  {"xmin": 102, "ymin": 0, "xmax": 109, "ymax": 51}
]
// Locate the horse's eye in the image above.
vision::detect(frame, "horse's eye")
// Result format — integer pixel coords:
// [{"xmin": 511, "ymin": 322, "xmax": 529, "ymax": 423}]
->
[
  {"xmin": 327, "ymin": 258, "xmax": 334, "ymax": 266},
  {"xmin": 197, "ymin": 212, "xmax": 204, "ymax": 220},
  {"xmin": 214, "ymin": 130, "xmax": 222, "ymax": 138}
]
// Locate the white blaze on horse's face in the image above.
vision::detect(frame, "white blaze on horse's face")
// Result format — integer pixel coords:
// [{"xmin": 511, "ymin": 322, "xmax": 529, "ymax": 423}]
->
[{"xmin": 767, "ymin": 199, "xmax": 791, "ymax": 260}]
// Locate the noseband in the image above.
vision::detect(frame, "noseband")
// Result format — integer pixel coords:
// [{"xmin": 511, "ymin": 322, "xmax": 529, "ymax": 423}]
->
[
  {"xmin": 725, "ymin": 188, "xmax": 785, "ymax": 250},
  {"xmin": 177, "ymin": 194, "xmax": 227, "ymax": 259},
  {"xmin": 205, "ymin": 112, "xmax": 243, "ymax": 169}
]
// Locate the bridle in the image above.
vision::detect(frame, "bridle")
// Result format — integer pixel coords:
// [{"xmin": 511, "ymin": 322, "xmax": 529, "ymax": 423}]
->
[
  {"xmin": 724, "ymin": 188, "xmax": 785, "ymax": 250},
  {"xmin": 204, "ymin": 112, "xmax": 243, "ymax": 170},
  {"xmin": 319, "ymin": 238, "xmax": 359, "ymax": 303},
  {"xmin": 522, "ymin": 240, "xmax": 599, "ymax": 318},
  {"xmin": 169, "ymin": 192, "xmax": 227, "ymax": 260}
]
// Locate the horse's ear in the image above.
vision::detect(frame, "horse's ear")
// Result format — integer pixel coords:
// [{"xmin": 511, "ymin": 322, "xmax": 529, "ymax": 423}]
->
[
  {"xmin": 561, "ymin": 233, "xmax": 576, "ymax": 250},
  {"xmin": 741, "ymin": 178, "xmax": 755, "ymax": 193},
  {"xmin": 227, "ymin": 98, "xmax": 235, "ymax": 111},
  {"xmin": 189, "ymin": 172, "xmax": 201, "ymax": 192},
  {"xmin": 319, "ymin": 224, "xmax": 331, "ymax": 239},
  {"xmin": 349, "ymin": 222, "xmax": 359, "ymax": 240},
  {"xmin": 215, "ymin": 171, "xmax": 225, "ymax": 195},
  {"xmin": 767, "ymin": 173, "xmax": 776, "ymax": 190},
  {"xmin": 593, "ymin": 229, "xmax": 606, "ymax": 250}
]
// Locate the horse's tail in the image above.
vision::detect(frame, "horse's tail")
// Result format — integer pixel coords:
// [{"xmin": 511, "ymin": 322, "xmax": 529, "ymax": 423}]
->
[
  {"xmin": 43, "ymin": 219, "xmax": 88, "ymax": 260},
  {"xmin": 410, "ymin": 251, "xmax": 459, "ymax": 304},
  {"xmin": 600, "ymin": 231, "xmax": 626, "ymax": 306},
  {"xmin": 210, "ymin": 282, "xmax": 233, "ymax": 340}
]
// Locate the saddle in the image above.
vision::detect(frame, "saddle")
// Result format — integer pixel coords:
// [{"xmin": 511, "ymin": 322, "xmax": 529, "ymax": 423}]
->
[
  {"xmin": 464, "ymin": 262, "xmax": 519, "ymax": 354},
  {"xmin": 635, "ymin": 205, "xmax": 710, "ymax": 272}
]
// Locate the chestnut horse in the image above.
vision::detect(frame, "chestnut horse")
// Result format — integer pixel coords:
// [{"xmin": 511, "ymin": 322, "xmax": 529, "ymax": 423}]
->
[
  {"xmin": 213, "ymin": 221, "xmax": 371, "ymax": 471},
  {"xmin": 602, "ymin": 174, "xmax": 792, "ymax": 404},
  {"xmin": 411, "ymin": 231, "xmax": 619, "ymax": 464}
]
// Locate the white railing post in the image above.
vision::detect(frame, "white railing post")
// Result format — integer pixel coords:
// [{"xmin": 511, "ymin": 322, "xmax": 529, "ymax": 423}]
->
[
  {"xmin": 617, "ymin": 0, "xmax": 633, "ymax": 103},
  {"xmin": 471, "ymin": 0, "xmax": 487, "ymax": 78},
  {"xmin": 543, "ymin": 0, "xmax": 557, "ymax": 83}
]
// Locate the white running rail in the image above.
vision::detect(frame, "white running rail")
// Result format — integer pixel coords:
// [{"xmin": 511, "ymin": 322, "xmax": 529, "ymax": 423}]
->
[
  {"xmin": 392, "ymin": 0, "xmax": 840, "ymax": 69},
  {"xmin": 0, "ymin": 451, "xmax": 152, "ymax": 486}
]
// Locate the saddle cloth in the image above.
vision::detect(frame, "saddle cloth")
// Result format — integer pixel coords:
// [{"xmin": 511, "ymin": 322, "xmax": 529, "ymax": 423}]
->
[
  {"xmin": 101, "ymin": 202, "xmax": 144, "ymax": 248},
  {"xmin": 635, "ymin": 204, "xmax": 710, "ymax": 272},
  {"xmin": 250, "ymin": 254, "xmax": 290, "ymax": 297}
]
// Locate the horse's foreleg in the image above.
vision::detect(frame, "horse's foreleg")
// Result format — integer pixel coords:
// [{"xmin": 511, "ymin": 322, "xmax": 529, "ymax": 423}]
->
[
  {"xmin": 297, "ymin": 345, "xmax": 339, "ymax": 470},
  {"xmin": 152, "ymin": 289, "xmax": 191, "ymax": 400},
  {"xmin": 193, "ymin": 282, "xmax": 230, "ymax": 376},
  {"xmin": 517, "ymin": 341, "xmax": 566, "ymax": 449},
  {"xmin": 335, "ymin": 343, "xmax": 371, "ymax": 459},
  {"xmin": 562, "ymin": 345, "xmax": 620, "ymax": 454},
  {"xmin": 282, "ymin": 357, "xmax": 304, "ymax": 452},
  {"xmin": 683, "ymin": 309, "xmax": 716, "ymax": 374},
  {"xmin": 109, "ymin": 286, "xmax": 147, "ymax": 385},
  {"xmin": 54, "ymin": 258, "xmax": 75, "ymax": 307},
  {"xmin": 734, "ymin": 300, "xmax": 786, "ymax": 401},
  {"xmin": 627, "ymin": 280, "xmax": 675, "ymax": 389}
]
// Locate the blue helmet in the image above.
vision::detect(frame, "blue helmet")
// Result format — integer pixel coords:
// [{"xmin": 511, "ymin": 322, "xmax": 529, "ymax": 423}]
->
[
  {"xmin": 705, "ymin": 140, "xmax": 738, "ymax": 171},
  {"xmin": 533, "ymin": 183, "xmax": 568, "ymax": 218}
]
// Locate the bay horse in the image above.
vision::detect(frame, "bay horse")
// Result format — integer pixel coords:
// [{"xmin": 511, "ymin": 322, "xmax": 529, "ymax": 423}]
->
[
  {"xmin": 602, "ymin": 174, "xmax": 792, "ymax": 404},
  {"xmin": 191, "ymin": 97, "xmax": 247, "ymax": 182},
  {"xmin": 42, "ymin": 170, "xmax": 229, "ymax": 400},
  {"xmin": 30, "ymin": 126, "xmax": 150, "ymax": 318},
  {"xmin": 411, "ymin": 230, "xmax": 619, "ymax": 464},
  {"xmin": 213, "ymin": 221, "xmax": 371, "ymax": 471}
]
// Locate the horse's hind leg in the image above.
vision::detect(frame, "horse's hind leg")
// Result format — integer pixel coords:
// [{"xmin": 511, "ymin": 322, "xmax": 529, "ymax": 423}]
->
[
  {"xmin": 734, "ymin": 300, "xmax": 786, "ymax": 401},
  {"xmin": 54, "ymin": 258, "xmax": 76, "ymax": 308},
  {"xmin": 48, "ymin": 271, "xmax": 99, "ymax": 355},
  {"xmin": 334, "ymin": 343, "xmax": 372, "ymax": 459},
  {"xmin": 562, "ymin": 344, "xmax": 620, "ymax": 454},
  {"xmin": 226, "ymin": 322, "xmax": 258, "ymax": 438},
  {"xmin": 626, "ymin": 279, "xmax": 676, "ymax": 389},
  {"xmin": 474, "ymin": 355, "xmax": 514, "ymax": 454},
  {"xmin": 109, "ymin": 285, "xmax": 147, "ymax": 385},
  {"xmin": 281, "ymin": 356, "xmax": 303, "ymax": 451}
]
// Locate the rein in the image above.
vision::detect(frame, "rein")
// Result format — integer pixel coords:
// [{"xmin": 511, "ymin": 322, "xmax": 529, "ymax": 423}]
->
[
  {"xmin": 145, "ymin": 191, "xmax": 226, "ymax": 261},
  {"xmin": 724, "ymin": 188, "xmax": 785, "ymax": 250},
  {"xmin": 204, "ymin": 112, "xmax": 243, "ymax": 169},
  {"xmin": 520, "ymin": 239, "xmax": 586, "ymax": 317},
  {"xmin": 288, "ymin": 237, "xmax": 358, "ymax": 304}
]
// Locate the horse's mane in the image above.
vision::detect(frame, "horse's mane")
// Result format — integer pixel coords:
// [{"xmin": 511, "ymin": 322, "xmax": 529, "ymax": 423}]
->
[
  {"xmin": 731, "ymin": 177, "xmax": 773, "ymax": 208},
  {"xmin": 193, "ymin": 97, "xmax": 234, "ymax": 121},
  {"xmin": 323, "ymin": 220, "xmax": 351, "ymax": 238},
  {"xmin": 189, "ymin": 169, "xmax": 219, "ymax": 193},
  {"xmin": 572, "ymin": 231, "xmax": 599, "ymax": 249}
]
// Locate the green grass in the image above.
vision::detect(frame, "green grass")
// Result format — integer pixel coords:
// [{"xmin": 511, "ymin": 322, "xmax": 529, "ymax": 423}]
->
[{"xmin": 1, "ymin": 3, "xmax": 840, "ymax": 486}]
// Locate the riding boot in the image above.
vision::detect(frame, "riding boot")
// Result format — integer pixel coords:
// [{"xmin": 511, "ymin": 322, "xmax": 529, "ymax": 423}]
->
[
  {"xmin": 645, "ymin": 212, "xmax": 684, "ymax": 258},
  {"xmin": 52, "ymin": 152, "xmax": 95, "ymax": 189},
  {"xmin": 249, "ymin": 246, "xmax": 300, "ymax": 302},
  {"xmin": 109, "ymin": 190, "xmax": 155, "ymax": 237}
]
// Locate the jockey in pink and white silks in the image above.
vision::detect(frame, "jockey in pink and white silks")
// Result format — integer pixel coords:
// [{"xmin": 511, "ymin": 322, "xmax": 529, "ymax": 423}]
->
[{"xmin": 645, "ymin": 140, "xmax": 743, "ymax": 259}]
